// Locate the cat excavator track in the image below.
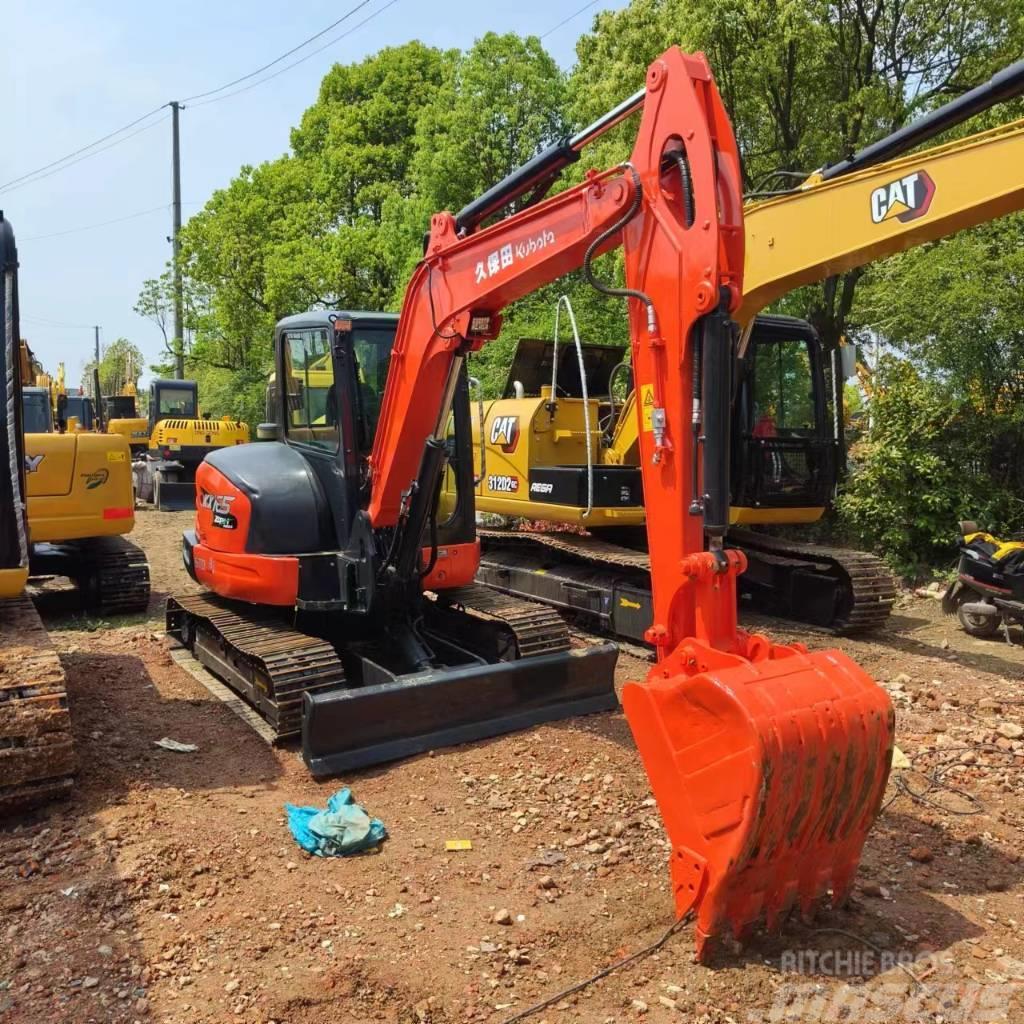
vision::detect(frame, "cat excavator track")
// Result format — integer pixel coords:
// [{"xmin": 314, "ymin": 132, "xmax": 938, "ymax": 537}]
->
[
  {"xmin": 476, "ymin": 527, "xmax": 895, "ymax": 638},
  {"xmin": 730, "ymin": 528, "xmax": 897, "ymax": 633},
  {"xmin": 0, "ymin": 595, "xmax": 76, "ymax": 813}
]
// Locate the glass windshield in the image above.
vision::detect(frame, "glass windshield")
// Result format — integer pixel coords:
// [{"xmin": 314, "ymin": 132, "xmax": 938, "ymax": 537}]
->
[
  {"xmin": 283, "ymin": 322, "xmax": 396, "ymax": 453},
  {"xmin": 105, "ymin": 395, "xmax": 136, "ymax": 419},
  {"xmin": 66, "ymin": 395, "xmax": 94, "ymax": 429},
  {"xmin": 351, "ymin": 325, "xmax": 395, "ymax": 453},
  {"xmin": 751, "ymin": 338, "xmax": 817, "ymax": 437},
  {"xmin": 284, "ymin": 327, "xmax": 336, "ymax": 450},
  {"xmin": 22, "ymin": 392, "xmax": 52, "ymax": 434},
  {"xmin": 157, "ymin": 385, "xmax": 197, "ymax": 419}
]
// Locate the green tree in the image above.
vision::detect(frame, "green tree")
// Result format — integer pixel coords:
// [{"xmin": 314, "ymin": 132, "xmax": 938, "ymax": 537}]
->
[
  {"xmin": 838, "ymin": 357, "xmax": 1023, "ymax": 572},
  {"xmin": 568, "ymin": 0, "xmax": 1014, "ymax": 352},
  {"xmin": 81, "ymin": 337, "xmax": 144, "ymax": 397}
]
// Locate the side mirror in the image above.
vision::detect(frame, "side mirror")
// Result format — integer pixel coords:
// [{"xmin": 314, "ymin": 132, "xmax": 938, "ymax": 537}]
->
[
  {"xmin": 256, "ymin": 422, "xmax": 280, "ymax": 442},
  {"xmin": 839, "ymin": 344, "xmax": 858, "ymax": 381}
]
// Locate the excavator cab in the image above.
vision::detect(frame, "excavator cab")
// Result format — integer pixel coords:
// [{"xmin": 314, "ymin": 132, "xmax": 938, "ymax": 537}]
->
[
  {"xmin": 149, "ymin": 379, "xmax": 198, "ymax": 426},
  {"xmin": 104, "ymin": 395, "xmax": 137, "ymax": 420},
  {"xmin": 21, "ymin": 386, "xmax": 53, "ymax": 435},
  {"xmin": 732, "ymin": 315, "xmax": 834, "ymax": 518}
]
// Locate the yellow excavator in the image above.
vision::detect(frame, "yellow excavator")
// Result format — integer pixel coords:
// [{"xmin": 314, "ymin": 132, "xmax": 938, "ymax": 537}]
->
[
  {"xmin": 103, "ymin": 366, "xmax": 151, "ymax": 454},
  {"xmin": 462, "ymin": 58, "xmax": 1024, "ymax": 636},
  {"xmin": 133, "ymin": 378, "xmax": 250, "ymax": 510},
  {"xmin": 0, "ymin": 213, "xmax": 75, "ymax": 813},
  {"xmin": 18, "ymin": 348, "xmax": 150, "ymax": 617}
]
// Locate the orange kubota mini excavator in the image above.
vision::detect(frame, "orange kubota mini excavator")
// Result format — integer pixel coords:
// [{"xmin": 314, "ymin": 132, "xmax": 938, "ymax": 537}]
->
[{"xmin": 168, "ymin": 49, "xmax": 893, "ymax": 956}]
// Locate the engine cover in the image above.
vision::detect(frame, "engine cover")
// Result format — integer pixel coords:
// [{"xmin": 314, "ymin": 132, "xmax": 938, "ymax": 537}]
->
[{"xmin": 197, "ymin": 443, "xmax": 333, "ymax": 556}]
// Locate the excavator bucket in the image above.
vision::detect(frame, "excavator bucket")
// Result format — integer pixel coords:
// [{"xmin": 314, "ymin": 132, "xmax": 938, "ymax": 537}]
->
[{"xmin": 621, "ymin": 643, "xmax": 893, "ymax": 959}]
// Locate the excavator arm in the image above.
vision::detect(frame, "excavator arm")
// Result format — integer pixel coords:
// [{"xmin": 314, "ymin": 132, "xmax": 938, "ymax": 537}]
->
[
  {"xmin": 369, "ymin": 48, "xmax": 893, "ymax": 958},
  {"xmin": 740, "ymin": 115, "xmax": 1024, "ymax": 325}
]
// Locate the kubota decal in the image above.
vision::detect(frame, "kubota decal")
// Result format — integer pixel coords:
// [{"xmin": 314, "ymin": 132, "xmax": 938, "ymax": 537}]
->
[
  {"xmin": 24, "ymin": 453, "xmax": 44, "ymax": 473},
  {"xmin": 82, "ymin": 468, "xmax": 109, "ymax": 490},
  {"xmin": 488, "ymin": 414, "xmax": 520, "ymax": 453},
  {"xmin": 870, "ymin": 170, "xmax": 935, "ymax": 224},
  {"xmin": 486, "ymin": 474, "xmax": 519, "ymax": 493}
]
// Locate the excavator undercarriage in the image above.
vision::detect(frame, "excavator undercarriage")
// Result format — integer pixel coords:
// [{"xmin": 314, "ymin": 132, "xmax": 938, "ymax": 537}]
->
[
  {"xmin": 167, "ymin": 580, "xmax": 616, "ymax": 775},
  {"xmin": 475, "ymin": 525, "xmax": 895, "ymax": 639}
]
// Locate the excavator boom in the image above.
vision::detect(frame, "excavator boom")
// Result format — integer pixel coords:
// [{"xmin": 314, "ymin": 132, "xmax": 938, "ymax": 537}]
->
[{"xmin": 367, "ymin": 48, "xmax": 893, "ymax": 957}]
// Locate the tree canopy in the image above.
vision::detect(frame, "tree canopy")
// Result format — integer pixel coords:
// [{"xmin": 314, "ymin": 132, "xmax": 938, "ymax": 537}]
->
[{"xmin": 143, "ymin": 4, "xmax": 1024, "ymax": 571}]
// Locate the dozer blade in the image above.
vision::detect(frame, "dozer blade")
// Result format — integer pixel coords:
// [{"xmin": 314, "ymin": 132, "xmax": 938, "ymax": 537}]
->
[
  {"xmin": 154, "ymin": 480, "xmax": 196, "ymax": 512},
  {"xmin": 303, "ymin": 644, "xmax": 618, "ymax": 777},
  {"xmin": 621, "ymin": 645, "xmax": 894, "ymax": 960}
]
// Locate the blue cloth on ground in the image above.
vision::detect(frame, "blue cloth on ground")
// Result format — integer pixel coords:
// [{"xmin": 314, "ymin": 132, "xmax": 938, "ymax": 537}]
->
[{"xmin": 285, "ymin": 788, "xmax": 387, "ymax": 857}]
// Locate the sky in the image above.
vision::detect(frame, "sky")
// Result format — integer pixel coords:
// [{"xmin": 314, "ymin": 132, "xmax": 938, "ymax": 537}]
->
[{"xmin": 1, "ymin": 0, "xmax": 630, "ymax": 388}]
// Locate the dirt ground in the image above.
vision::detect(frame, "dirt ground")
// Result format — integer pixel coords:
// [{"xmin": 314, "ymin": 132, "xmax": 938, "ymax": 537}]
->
[{"xmin": 2, "ymin": 508, "xmax": 1024, "ymax": 1024}]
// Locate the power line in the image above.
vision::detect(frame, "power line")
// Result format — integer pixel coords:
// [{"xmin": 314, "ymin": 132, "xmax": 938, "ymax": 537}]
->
[
  {"xmin": 21, "ymin": 315, "xmax": 96, "ymax": 330},
  {"xmin": 181, "ymin": 0, "xmax": 374, "ymax": 102},
  {"xmin": 541, "ymin": 0, "xmax": 601, "ymax": 39},
  {"xmin": 21, "ymin": 204, "xmax": 170, "ymax": 242},
  {"xmin": 190, "ymin": 0, "xmax": 401, "ymax": 108},
  {"xmin": 0, "ymin": 104, "xmax": 168, "ymax": 194},
  {"xmin": 0, "ymin": 115, "xmax": 170, "ymax": 197}
]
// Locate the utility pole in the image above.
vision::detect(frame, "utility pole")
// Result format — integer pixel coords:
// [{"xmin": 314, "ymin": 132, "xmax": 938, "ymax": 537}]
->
[
  {"xmin": 94, "ymin": 325, "xmax": 100, "ymax": 368},
  {"xmin": 171, "ymin": 100, "xmax": 184, "ymax": 379}
]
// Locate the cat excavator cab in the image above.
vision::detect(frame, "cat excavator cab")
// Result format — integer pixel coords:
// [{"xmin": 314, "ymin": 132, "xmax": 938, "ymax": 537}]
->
[
  {"xmin": 167, "ymin": 49, "xmax": 893, "ymax": 959},
  {"xmin": 464, "ymin": 56, "xmax": 1024, "ymax": 637}
]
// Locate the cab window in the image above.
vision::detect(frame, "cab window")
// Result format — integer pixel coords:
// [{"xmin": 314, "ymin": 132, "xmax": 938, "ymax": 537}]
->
[
  {"xmin": 350, "ymin": 326, "xmax": 394, "ymax": 454},
  {"xmin": 157, "ymin": 386, "xmax": 197, "ymax": 419},
  {"xmin": 22, "ymin": 392, "xmax": 52, "ymax": 434},
  {"xmin": 751, "ymin": 339, "xmax": 816, "ymax": 438},
  {"xmin": 284, "ymin": 328, "xmax": 337, "ymax": 451}
]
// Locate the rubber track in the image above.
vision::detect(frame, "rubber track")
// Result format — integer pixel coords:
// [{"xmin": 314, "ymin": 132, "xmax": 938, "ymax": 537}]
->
[
  {"xmin": 437, "ymin": 583, "xmax": 572, "ymax": 657},
  {"xmin": 0, "ymin": 595, "xmax": 75, "ymax": 814},
  {"xmin": 479, "ymin": 527, "xmax": 896, "ymax": 634},
  {"xmin": 166, "ymin": 593, "xmax": 346, "ymax": 741}
]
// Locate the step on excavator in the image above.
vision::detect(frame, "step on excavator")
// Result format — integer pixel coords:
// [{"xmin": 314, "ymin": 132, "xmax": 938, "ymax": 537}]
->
[
  {"xmin": 167, "ymin": 49, "xmax": 893, "ymax": 958},
  {"xmin": 464, "ymin": 57, "xmax": 1024, "ymax": 637},
  {"xmin": 0, "ymin": 213, "xmax": 76, "ymax": 813}
]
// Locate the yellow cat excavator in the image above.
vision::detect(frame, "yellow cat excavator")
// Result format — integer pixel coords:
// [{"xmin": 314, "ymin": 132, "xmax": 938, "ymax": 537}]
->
[
  {"xmin": 464, "ymin": 58, "xmax": 1024, "ymax": 637},
  {"xmin": 0, "ymin": 214, "xmax": 76, "ymax": 813}
]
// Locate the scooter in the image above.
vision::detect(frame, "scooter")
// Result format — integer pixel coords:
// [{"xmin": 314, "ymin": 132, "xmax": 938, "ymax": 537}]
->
[{"xmin": 942, "ymin": 521, "xmax": 1024, "ymax": 640}]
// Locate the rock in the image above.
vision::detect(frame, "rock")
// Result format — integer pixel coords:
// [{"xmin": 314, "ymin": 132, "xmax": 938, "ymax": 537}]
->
[
  {"xmin": 493, "ymin": 908, "xmax": 513, "ymax": 926},
  {"xmin": 83, "ymin": 977, "xmax": 100, "ymax": 989},
  {"xmin": 996, "ymin": 722, "xmax": 1023, "ymax": 740},
  {"xmin": 979, "ymin": 698, "xmax": 1002, "ymax": 711},
  {"xmin": 97, "ymin": 945, "xmax": 113, "ymax": 957},
  {"xmin": 630, "ymin": 999, "xmax": 649, "ymax": 1013},
  {"xmin": 909, "ymin": 846, "xmax": 933, "ymax": 864},
  {"xmin": 940, "ymin": 638, "xmax": 950, "ymax": 650},
  {"xmin": 658, "ymin": 996, "xmax": 678, "ymax": 1010},
  {"xmin": 861, "ymin": 880, "xmax": 884, "ymax": 897},
  {"xmin": 538, "ymin": 875, "xmax": 556, "ymax": 890},
  {"xmin": 225, "ymin": 979, "xmax": 240, "ymax": 993}
]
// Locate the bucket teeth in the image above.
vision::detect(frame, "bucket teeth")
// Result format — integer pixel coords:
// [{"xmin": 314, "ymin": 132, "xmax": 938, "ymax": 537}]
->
[{"xmin": 622, "ymin": 644, "xmax": 894, "ymax": 959}]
